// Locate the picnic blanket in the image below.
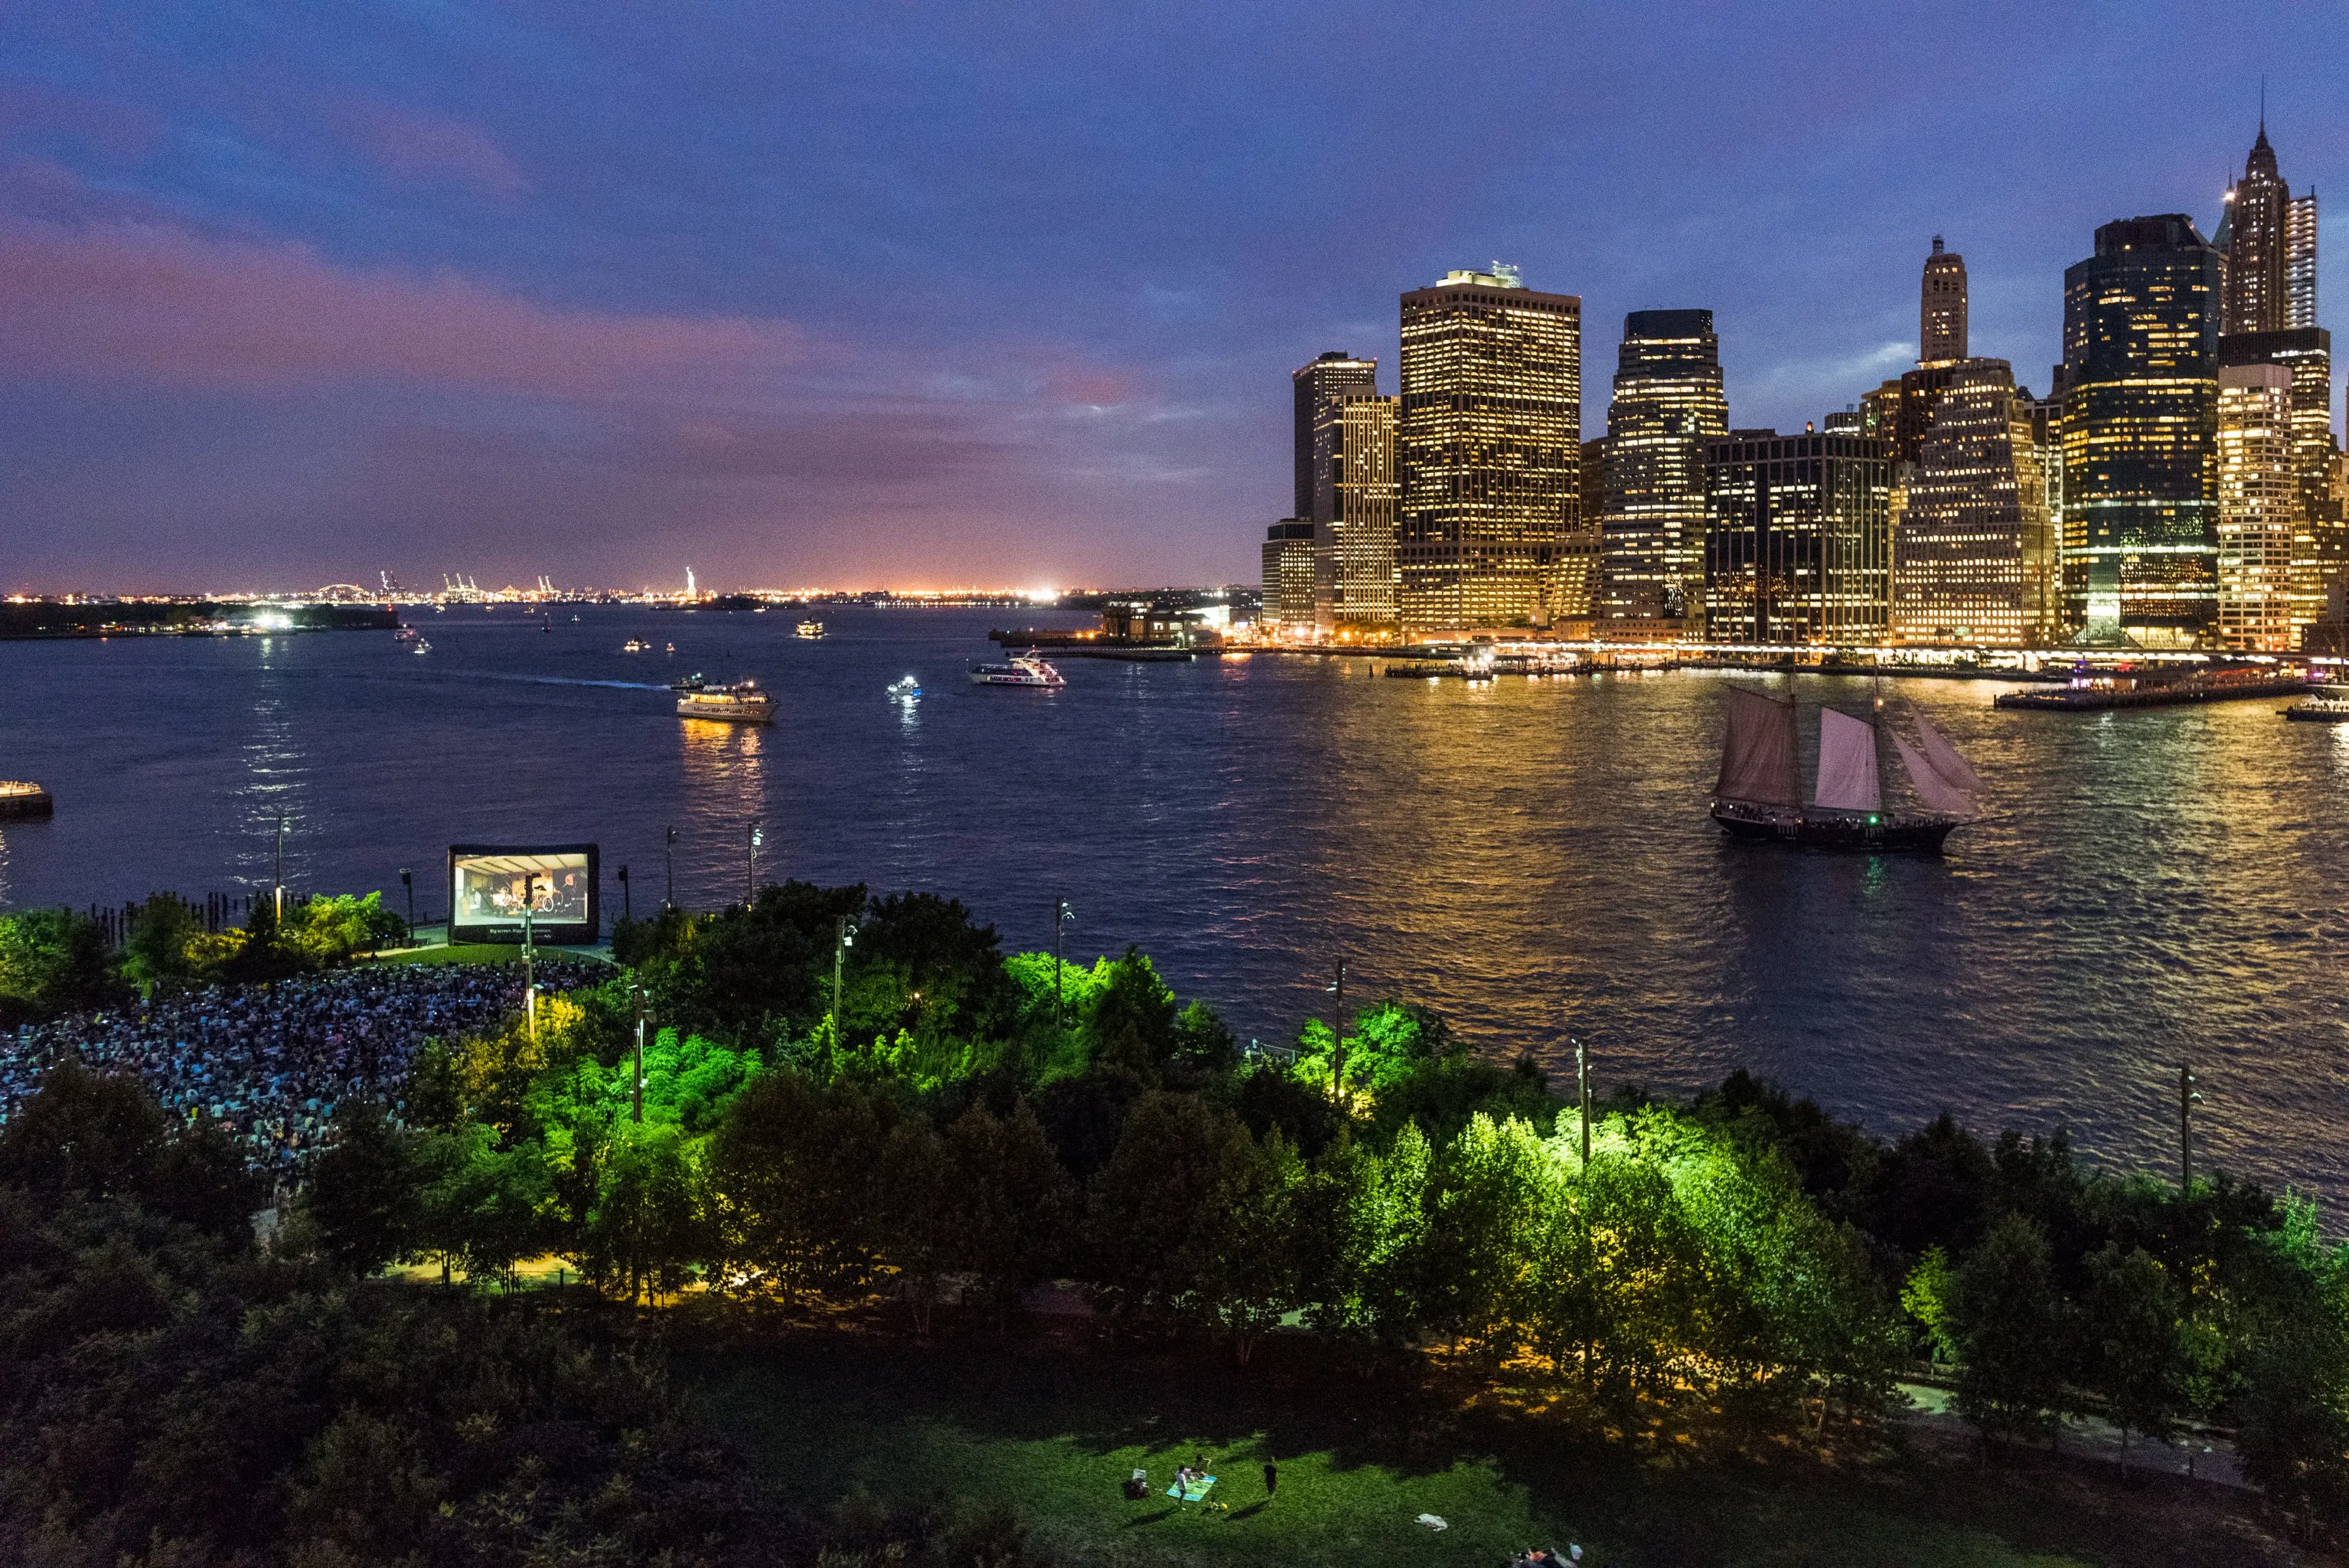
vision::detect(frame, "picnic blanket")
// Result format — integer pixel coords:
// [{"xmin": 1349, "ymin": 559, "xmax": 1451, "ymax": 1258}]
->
[{"xmin": 1165, "ymin": 1475, "xmax": 1218, "ymax": 1503}]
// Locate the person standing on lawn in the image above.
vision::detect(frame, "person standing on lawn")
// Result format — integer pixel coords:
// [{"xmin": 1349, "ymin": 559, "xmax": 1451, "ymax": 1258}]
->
[{"xmin": 1263, "ymin": 1459, "xmax": 1278, "ymax": 1499}]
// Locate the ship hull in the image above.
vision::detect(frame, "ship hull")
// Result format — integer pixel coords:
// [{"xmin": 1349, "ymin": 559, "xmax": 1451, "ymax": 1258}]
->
[{"xmin": 1711, "ymin": 801, "xmax": 1957, "ymax": 852}]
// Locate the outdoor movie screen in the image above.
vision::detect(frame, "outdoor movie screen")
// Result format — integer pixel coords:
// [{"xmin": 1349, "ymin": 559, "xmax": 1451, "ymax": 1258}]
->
[{"xmin": 447, "ymin": 843, "xmax": 600, "ymax": 945}]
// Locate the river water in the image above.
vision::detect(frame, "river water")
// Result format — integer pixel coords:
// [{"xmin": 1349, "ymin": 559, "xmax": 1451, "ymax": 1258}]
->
[{"xmin": 2, "ymin": 606, "xmax": 2344, "ymax": 1205}]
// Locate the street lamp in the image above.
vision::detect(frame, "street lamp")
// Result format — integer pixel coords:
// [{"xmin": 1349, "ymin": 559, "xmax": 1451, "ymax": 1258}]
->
[
  {"xmin": 664, "ymin": 824, "xmax": 678, "ymax": 910},
  {"xmin": 1574, "ymin": 1035, "xmax": 1592, "ymax": 1169},
  {"xmin": 1054, "ymin": 897, "xmax": 1076, "ymax": 1026},
  {"xmin": 1324, "ymin": 960, "xmax": 1347, "ymax": 1098},
  {"xmin": 273, "ymin": 815, "xmax": 288, "ymax": 925},
  {"xmin": 833, "ymin": 914, "xmax": 855, "ymax": 1045},
  {"xmin": 746, "ymin": 821, "xmax": 761, "ymax": 906},
  {"xmin": 632, "ymin": 982, "xmax": 649, "ymax": 1125},
  {"xmin": 2179, "ymin": 1063, "xmax": 2202, "ymax": 1190},
  {"xmin": 617, "ymin": 864, "xmax": 630, "ymax": 925},
  {"xmin": 521, "ymin": 872, "xmax": 538, "ymax": 1043},
  {"xmin": 399, "ymin": 867, "xmax": 414, "ymax": 943}
]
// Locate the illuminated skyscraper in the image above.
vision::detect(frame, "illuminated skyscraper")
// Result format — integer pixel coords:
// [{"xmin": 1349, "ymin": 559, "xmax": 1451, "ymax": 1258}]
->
[
  {"xmin": 1921, "ymin": 238, "xmax": 1968, "ymax": 363},
  {"xmin": 1704, "ymin": 430, "xmax": 1891, "ymax": 645},
  {"xmin": 1892, "ymin": 360, "xmax": 2056, "ymax": 645},
  {"xmin": 1398, "ymin": 266, "xmax": 1581, "ymax": 635},
  {"xmin": 2215, "ymin": 363, "xmax": 2300, "ymax": 651},
  {"xmin": 1597, "ymin": 309, "xmax": 1727, "ymax": 623},
  {"xmin": 1295, "ymin": 352, "xmax": 1379, "ymax": 634},
  {"xmin": 1261, "ymin": 521, "xmax": 1316, "ymax": 636},
  {"xmin": 2216, "ymin": 126, "xmax": 2317, "ymax": 335},
  {"xmin": 1330, "ymin": 393, "xmax": 1400, "ymax": 635},
  {"xmin": 2220, "ymin": 330, "xmax": 2335, "ymax": 643},
  {"xmin": 2059, "ymin": 215, "xmax": 2223, "ymax": 643}
]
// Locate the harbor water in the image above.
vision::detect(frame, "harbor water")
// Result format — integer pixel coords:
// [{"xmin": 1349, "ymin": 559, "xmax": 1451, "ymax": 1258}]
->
[{"xmin": 2, "ymin": 606, "xmax": 2345, "ymax": 1207}]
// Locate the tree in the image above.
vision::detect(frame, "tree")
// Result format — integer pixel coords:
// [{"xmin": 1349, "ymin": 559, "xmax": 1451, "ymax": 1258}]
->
[
  {"xmin": 949, "ymin": 1100, "xmax": 1069, "ymax": 1334},
  {"xmin": 414, "ymin": 1124, "xmax": 557, "ymax": 1288},
  {"xmin": 2238, "ymin": 1234, "xmax": 2349, "ymax": 1531},
  {"xmin": 1195, "ymin": 1127, "xmax": 1302, "ymax": 1364},
  {"xmin": 705, "ymin": 1069, "xmax": 891, "ymax": 1305},
  {"xmin": 0, "ymin": 907, "xmax": 127, "ymax": 1024},
  {"xmin": 301, "ymin": 1102, "xmax": 424, "ymax": 1276},
  {"xmin": 2083, "ymin": 1242, "xmax": 2184, "ymax": 1475},
  {"xmin": 881, "ymin": 1116, "xmax": 960, "ymax": 1335},
  {"xmin": 1084, "ymin": 1090, "xmax": 1241, "ymax": 1328},
  {"xmin": 0, "ymin": 1057, "xmax": 167, "ymax": 1201},
  {"xmin": 1421, "ymin": 1112, "xmax": 1548, "ymax": 1360},
  {"xmin": 587, "ymin": 1119, "xmax": 706, "ymax": 1304},
  {"xmin": 122, "ymin": 894, "xmax": 202, "ymax": 990},
  {"xmin": 1084, "ymin": 947, "xmax": 1179, "ymax": 1080},
  {"xmin": 1947, "ymin": 1212, "xmax": 2072, "ymax": 1447}
]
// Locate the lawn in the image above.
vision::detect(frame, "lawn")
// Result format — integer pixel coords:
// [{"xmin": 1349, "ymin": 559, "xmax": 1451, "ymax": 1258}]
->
[
  {"xmin": 688, "ymin": 1333, "xmax": 2314, "ymax": 1568},
  {"xmin": 366, "ymin": 942, "xmax": 612, "ymax": 966}
]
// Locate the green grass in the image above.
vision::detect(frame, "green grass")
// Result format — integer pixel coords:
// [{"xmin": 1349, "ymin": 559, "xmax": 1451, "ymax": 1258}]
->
[{"xmin": 688, "ymin": 1334, "xmax": 2301, "ymax": 1568}]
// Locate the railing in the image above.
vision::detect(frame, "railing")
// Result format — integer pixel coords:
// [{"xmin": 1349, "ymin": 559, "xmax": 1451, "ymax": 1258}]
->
[{"xmin": 78, "ymin": 891, "xmax": 313, "ymax": 949}]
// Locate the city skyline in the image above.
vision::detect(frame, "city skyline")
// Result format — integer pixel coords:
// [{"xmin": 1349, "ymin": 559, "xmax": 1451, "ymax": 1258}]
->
[{"xmin": 4, "ymin": 5, "xmax": 2348, "ymax": 594}]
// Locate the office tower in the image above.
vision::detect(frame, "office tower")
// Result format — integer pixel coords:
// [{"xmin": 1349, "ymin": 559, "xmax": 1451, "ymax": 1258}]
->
[
  {"xmin": 1398, "ymin": 266, "xmax": 1581, "ymax": 635},
  {"xmin": 1921, "ymin": 238, "xmax": 1968, "ymax": 363},
  {"xmin": 1704, "ymin": 429, "xmax": 1892, "ymax": 645},
  {"xmin": 1261, "ymin": 521, "xmax": 1316, "ymax": 636},
  {"xmin": 1891, "ymin": 360, "xmax": 2056, "ymax": 645},
  {"xmin": 2219, "ymin": 331, "xmax": 2336, "ymax": 642},
  {"xmin": 1294, "ymin": 352, "xmax": 1379, "ymax": 634},
  {"xmin": 2059, "ymin": 215, "xmax": 2224, "ymax": 643},
  {"xmin": 1597, "ymin": 309, "xmax": 1727, "ymax": 622},
  {"xmin": 1329, "ymin": 393, "xmax": 1401, "ymax": 635},
  {"xmin": 2215, "ymin": 364, "xmax": 2300, "ymax": 650},
  {"xmin": 2217, "ymin": 127, "xmax": 2318, "ymax": 335}
]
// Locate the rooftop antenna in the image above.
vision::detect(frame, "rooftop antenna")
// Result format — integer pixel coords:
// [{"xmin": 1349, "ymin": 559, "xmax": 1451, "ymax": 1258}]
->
[{"xmin": 2260, "ymin": 74, "xmax": 2266, "ymax": 133}]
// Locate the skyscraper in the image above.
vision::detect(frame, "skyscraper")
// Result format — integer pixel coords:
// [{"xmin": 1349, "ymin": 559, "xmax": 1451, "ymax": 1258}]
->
[
  {"xmin": 1891, "ymin": 360, "xmax": 2056, "ymax": 645},
  {"xmin": 1704, "ymin": 430, "xmax": 1891, "ymax": 645},
  {"xmin": 1294, "ymin": 352, "xmax": 1379, "ymax": 634},
  {"xmin": 2216, "ymin": 126, "xmax": 2317, "ymax": 335},
  {"xmin": 1330, "ymin": 393, "xmax": 1401, "ymax": 635},
  {"xmin": 2214, "ymin": 125, "xmax": 2336, "ymax": 648},
  {"xmin": 1261, "ymin": 521, "xmax": 1317, "ymax": 636},
  {"xmin": 1398, "ymin": 266, "xmax": 1581, "ymax": 636},
  {"xmin": 1921, "ymin": 238, "xmax": 1968, "ymax": 363},
  {"xmin": 1597, "ymin": 309, "xmax": 1727, "ymax": 623},
  {"xmin": 2059, "ymin": 215, "xmax": 2224, "ymax": 643},
  {"xmin": 2215, "ymin": 363, "xmax": 2299, "ymax": 651}
]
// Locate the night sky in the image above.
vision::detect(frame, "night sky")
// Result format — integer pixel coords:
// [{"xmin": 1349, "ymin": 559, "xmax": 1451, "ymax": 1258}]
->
[{"xmin": 4, "ymin": 3, "xmax": 2344, "ymax": 594}]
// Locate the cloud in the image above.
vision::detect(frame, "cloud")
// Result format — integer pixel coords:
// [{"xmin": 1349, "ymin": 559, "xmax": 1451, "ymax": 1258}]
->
[
  {"xmin": 340, "ymin": 102, "xmax": 531, "ymax": 196},
  {"xmin": 0, "ymin": 219, "xmax": 807, "ymax": 396}
]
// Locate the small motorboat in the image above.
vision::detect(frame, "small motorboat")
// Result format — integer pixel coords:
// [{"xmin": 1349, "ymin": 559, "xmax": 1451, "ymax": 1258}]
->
[
  {"xmin": 623, "ymin": 639, "xmax": 648, "ymax": 653},
  {"xmin": 2284, "ymin": 694, "xmax": 2349, "ymax": 724},
  {"xmin": 888, "ymin": 674, "xmax": 922, "ymax": 700},
  {"xmin": 411, "ymin": 639, "xmax": 432, "ymax": 655},
  {"xmin": 671, "ymin": 673, "xmax": 708, "ymax": 692},
  {"xmin": 969, "ymin": 654, "xmax": 1065, "ymax": 689}
]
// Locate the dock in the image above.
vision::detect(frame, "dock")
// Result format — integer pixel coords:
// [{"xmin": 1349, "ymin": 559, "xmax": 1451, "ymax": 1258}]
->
[{"xmin": 1993, "ymin": 675, "xmax": 2317, "ymax": 712}]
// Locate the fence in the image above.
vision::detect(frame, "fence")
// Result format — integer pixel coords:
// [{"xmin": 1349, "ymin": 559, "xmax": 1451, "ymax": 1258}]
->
[{"xmin": 79, "ymin": 891, "xmax": 316, "ymax": 949}]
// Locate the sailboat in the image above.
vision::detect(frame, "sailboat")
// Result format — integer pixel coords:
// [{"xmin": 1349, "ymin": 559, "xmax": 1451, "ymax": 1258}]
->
[{"xmin": 1710, "ymin": 685, "xmax": 1980, "ymax": 852}]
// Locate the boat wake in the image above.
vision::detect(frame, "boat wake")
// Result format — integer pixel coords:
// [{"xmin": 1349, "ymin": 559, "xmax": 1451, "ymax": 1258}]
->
[{"xmin": 461, "ymin": 673, "xmax": 675, "ymax": 692}]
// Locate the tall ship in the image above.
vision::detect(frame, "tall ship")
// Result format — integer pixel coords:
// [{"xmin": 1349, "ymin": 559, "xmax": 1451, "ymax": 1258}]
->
[
  {"xmin": 1711, "ymin": 684, "xmax": 1979, "ymax": 852},
  {"xmin": 969, "ymin": 653, "xmax": 1066, "ymax": 688},
  {"xmin": 677, "ymin": 680, "xmax": 776, "ymax": 724}
]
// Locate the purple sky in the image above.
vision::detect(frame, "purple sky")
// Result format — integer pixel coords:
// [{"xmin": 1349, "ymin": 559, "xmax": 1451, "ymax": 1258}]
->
[{"xmin": 3, "ymin": 2, "xmax": 2344, "ymax": 594}]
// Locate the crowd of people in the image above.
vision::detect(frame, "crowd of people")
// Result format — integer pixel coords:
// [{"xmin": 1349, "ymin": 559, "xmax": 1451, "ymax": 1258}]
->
[{"xmin": 1, "ymin": 960, "xmax": 607, "ymax": 1178}]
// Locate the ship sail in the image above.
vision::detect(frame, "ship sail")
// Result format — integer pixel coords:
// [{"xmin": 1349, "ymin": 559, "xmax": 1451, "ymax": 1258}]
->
[
  {"xmin": 1717, "ymin": 685, "xmax": 1800, "ymax": 807},
  {"xmin": 1813, "ymin": 707, "xmax": 1882, "ymax": 812},
  {"xmin": 1890, "ymin": 704, "xmax": 1980, "ymax": 817}
]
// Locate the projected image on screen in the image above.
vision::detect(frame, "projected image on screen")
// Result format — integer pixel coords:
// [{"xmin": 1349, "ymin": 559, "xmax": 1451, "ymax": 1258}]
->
[{"xmin": 446, "ymin": 845, "xmax": 598, "ymax": 943}]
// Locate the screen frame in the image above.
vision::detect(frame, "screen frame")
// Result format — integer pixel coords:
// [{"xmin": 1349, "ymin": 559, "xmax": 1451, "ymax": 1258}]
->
[{"xmin": 446, "ymin": 842, "xmax": 600, "ymax": 945}]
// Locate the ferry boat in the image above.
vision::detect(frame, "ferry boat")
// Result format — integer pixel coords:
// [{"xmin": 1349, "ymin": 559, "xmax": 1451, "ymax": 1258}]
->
[
  {"xmin": 2284, "ymin": 693, "xmax": 2349, "ymax": 724},
  {"xmin": 797, "ymin": 620, "xmax": 826, "ymax": 639},
  {"xmin": 0, "ymin": 781, "xmax": 54, "ymax": 821},
  {"xmin": 623, "ymin": 639, "xmax": 649, "ymax": 653},
  {"xmin": 969, "ymin": 654, "xmax": 1066, "ymax": 689},
  {"xmin": 888, "ymin": 674, "xmax": 922, "ymax": 700},
  {"xmin": 677, "ymin": 681, "xmax": 776, "ymax": 724},
  {"xmin": 1710, "ymin": 684, "xmax": 1978, "ymax": 852}
]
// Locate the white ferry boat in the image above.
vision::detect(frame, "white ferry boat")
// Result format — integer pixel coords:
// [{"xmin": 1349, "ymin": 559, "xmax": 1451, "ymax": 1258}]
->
[
  {"xmin": 969, "ymin": 654, "xmax": 1065, "ymax": 689},
  {"xmin": 623, "ymin": 639, "xmax": 649, "ymax": 653},
  {"xmin": 677, "ymin": 680, "xmax": 776, "ymax": 724},
  {"xmin": 797, "ymin": 620, "xmax": 826, "ymax": 639}
]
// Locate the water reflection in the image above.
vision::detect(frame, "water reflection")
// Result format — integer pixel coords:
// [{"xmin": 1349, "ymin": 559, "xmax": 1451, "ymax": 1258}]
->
[{"xmin": 232, "ymin": 641, "xmax": 311, "ymax": 892}]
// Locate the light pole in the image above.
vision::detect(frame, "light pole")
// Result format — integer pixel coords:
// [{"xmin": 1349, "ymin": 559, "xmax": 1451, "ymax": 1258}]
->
[
  {"xmin": 746, "ymin": 821, "xmax": 761, "ymax": 906},
  {"xmin": 273, "ymin": 815, "xmax": 288, "ymax": 925},
  {"xmin": 664, "ymin": 825, "xmax": 678, "ymax": 910},
  {"xmin": 521, "ymin": 873, "xmax": 538, "ymax": 1043},
  {"xmin": 617, "ymin": 864, "xmax": 630, "ymax": 925},
  {"xmin": 832, "ymin": 914, "xmax": 855, "ymax": 1046},
  {"xmin": 399, "ymin": 867, "xmax": 414, "ymax": 943},
  {"xmin": 1054, "ymin": 897, "xmax": 1075, "ymax": 1026},
  {"xmin": 2179, "ymin": 1064, "xmax": 2202, "ymax": 1191},
  {"xmin": 1574, "ymin": 1035, "xmax": 1592, "ymax": 1169},
  {"xmin": 632, "ymin": 983, "xmax": 648, "ymax": 1124},
  {"xmin": 1325, "ymin": 960, "xmax": 1347, "ymax": 1098}
]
